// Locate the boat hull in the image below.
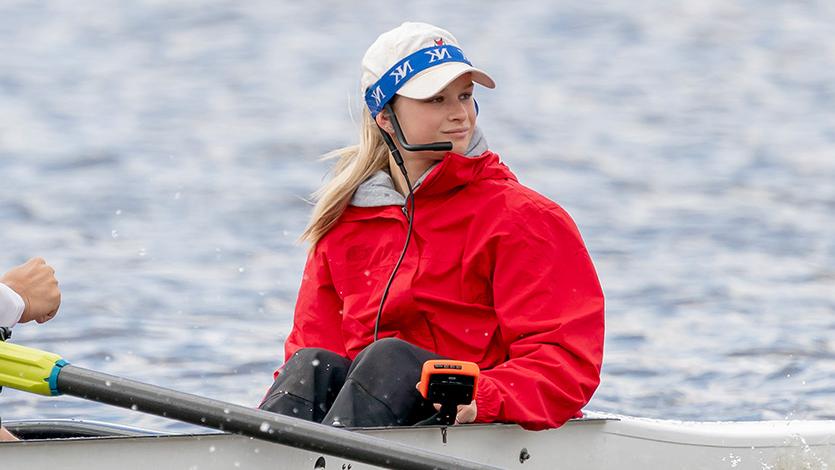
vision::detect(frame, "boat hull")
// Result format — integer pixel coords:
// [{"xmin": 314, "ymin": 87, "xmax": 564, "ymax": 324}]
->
[{"xmin": 3, "ymin": 414, "xmax": 835, "ymax": 469}]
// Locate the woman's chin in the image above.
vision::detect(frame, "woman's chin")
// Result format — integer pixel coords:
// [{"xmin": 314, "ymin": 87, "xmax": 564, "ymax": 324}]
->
[{"xmin": 452, "ymin": 142, "xmax": 472, "ymax": 155}]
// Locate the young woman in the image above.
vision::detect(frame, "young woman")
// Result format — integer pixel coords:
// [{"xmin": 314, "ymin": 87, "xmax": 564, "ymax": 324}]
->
[{"xmin": 259, "ymin": 22, "xmax": 604, "ymax": 431}]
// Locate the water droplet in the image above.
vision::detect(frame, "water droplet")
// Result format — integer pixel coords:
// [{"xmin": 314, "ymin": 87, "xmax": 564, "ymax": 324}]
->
[
  {"xmin": 722, "ymin": 452, "xmax": 741, "ymax": 467},
  {"xmin": 209, "ymin": 445, "xmax": 216, "ymax": 453},
  {"xmin": 111, "ymin": 230, "xmax": 119, "ymax": 239},
  {"xmin": 259, "ymin": 422, "xmax": 271, "ymax": 432},
  {"xmin": 238, "ymin": 267, "xmax": 245, "ymax": 273},
  {"xmin": 115, "ymin": 209, "xmax": 122, "ymax": 215},
  {"xmin": 363, "ymin": 270, "xmax": 371, "ymax": 277},
  {"xmin": 292, "ymin": 407, "xmax": 299, "ymax": 414},
  {"xmin": 174, "ymin": 192, "xmax": 181, "ymax": 200},
  {"xmin": 299, "ymin": 378, "xmax": 306, "ymax": 385},
  {"xmin": 131, "ymin": 404, "xmax": 138, "ymax": 411},
  {"xmin": 105, "ymin": 380, "xmax": 112, "ymax": 387},
  {"xmin": 254, "ymin": 448, "xmax": 260, "ymax": 454},
  {"xmin": 311, "ymin": 359, "xmax": 321, "ymax": 367},
  {"xmin": 223, "ymin": 408, "xmax": 230, "ymax": 414},
  {"xmin": 105, "ymin": 355, "xmax": 111, "ymax": 361}
]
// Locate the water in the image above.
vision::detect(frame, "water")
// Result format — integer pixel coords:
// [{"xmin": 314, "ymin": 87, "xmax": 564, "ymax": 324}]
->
[{"xmin": 1, "ymin": 0, "xmax": 834, "ymax": 432}]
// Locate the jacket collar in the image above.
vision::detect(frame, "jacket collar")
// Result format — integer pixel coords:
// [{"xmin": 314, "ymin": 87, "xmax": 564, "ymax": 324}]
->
[
  {"xmin": 350, "ymin": 126, "xmax": 500, "ymax": 208},
  {"xmin": 418, "ymin": 150, "xmax": 516, "ymax": 197},
  {"xmin": 341, "ymin": 149, "xmax": 517, "ymax": 222}
]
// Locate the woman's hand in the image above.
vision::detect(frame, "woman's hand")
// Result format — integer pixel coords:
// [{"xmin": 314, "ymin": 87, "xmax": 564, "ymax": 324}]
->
[
  {"xmin": 443, "ymin": 400, "xmax": 477, "ymax": 424},
  {"xmin": 1, "ymin": 257, "xmax": 61, "ymax": 324},
  {"xmin": 416, "ymin": 382, "xmax": 477, "ymax": 424}
]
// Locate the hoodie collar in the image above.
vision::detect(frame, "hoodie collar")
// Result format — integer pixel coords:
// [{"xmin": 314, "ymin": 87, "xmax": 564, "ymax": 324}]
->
[{"xmin": 351, "ymin": 126, "xmax": 491, "ymax": 207}]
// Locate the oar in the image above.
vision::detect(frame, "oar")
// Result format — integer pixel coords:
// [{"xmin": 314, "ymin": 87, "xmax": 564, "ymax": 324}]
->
[{"xmin": 0, "ymin": 341, "xmax": 500, "ymax": 470}]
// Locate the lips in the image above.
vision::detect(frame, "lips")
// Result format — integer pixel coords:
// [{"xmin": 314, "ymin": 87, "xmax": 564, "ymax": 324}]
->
[{"xmin": 443, "ymin": 128, "xmax": 470, "ymax": 137}]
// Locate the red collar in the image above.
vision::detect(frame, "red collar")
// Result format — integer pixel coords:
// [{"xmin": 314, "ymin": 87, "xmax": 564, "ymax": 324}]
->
[{"xmin": 341, "ymin": 150, "xmax": 516, "ymax": 222}]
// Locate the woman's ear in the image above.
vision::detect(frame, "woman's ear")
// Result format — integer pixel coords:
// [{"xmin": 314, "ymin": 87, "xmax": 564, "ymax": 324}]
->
[{"xmin": 375, "ymin": 111, "xmax": 393, "ymax": 134}]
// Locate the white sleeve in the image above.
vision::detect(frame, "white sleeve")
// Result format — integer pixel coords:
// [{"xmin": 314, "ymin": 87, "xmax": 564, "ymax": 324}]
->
[{"xmin": 0, "ymin": 282, "xmax": 25, "ymax": 328}]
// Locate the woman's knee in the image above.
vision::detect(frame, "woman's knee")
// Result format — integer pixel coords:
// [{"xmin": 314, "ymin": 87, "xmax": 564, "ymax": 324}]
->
[
  {"xmin": 287, "ymin": 348, "xmax": 348, "ymax": 368},
  {"xmin": 275, "ymin": 348, "xmax": 352, "ymax": 383},
  {"xmin": 355, "ymin": 337, "xmax": 413, "ymax": 361},
  {"xmin": 349, "ymin": 338, "xmax": 427, "ymax": 379}
]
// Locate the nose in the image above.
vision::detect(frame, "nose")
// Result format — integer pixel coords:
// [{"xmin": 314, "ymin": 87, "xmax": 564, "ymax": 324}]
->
[{"xmin": 447, "ymin": 99, "xmax": 468, "ymax": 122}]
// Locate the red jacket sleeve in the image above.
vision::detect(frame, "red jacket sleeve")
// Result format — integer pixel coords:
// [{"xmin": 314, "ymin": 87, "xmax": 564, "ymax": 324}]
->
[
  {"xmin": 280, "ymin": 244, "xmax": 349, "ymax": 375},
  {"xmin": 475, "ymin": 201, "xmax": 605, "ymax": 430}
]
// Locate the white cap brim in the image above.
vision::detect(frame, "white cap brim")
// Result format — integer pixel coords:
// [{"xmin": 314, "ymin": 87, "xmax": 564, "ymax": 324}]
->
[{"xmin": 396, "ymin": 62, "xmax": 495, "ymax": 100}]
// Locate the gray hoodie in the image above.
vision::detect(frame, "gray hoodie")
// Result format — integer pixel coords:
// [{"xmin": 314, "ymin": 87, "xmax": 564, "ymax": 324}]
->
[{"xmin": 350, "ymin": 127, "xmax": 489, "ymax": 208}]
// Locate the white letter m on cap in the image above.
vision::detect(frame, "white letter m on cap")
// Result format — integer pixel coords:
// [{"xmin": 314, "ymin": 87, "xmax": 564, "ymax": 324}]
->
[
  {"xmin": 389, "ymin": 61, "xmax": 413, "ymax": 84},
  {"xmin": 371, "ymin": 86, "xmax": 386, "ymax": 106},
  {"xmin": 425, "ymin": 47, "xmax": 452, "ymax": 63}
]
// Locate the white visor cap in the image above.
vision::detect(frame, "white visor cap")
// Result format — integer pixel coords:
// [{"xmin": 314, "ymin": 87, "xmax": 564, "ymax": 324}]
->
[{"xmin": 361, "ymin": 22, "xmax": 495, "ymax": 101}]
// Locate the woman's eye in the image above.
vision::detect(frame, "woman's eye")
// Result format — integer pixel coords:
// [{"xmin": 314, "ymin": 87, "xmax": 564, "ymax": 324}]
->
[{"xmin": 460, "ymin": 93, "xmax": 472, "ymax": 101}]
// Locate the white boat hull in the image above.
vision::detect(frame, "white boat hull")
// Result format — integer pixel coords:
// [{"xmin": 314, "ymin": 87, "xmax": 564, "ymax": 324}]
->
[{"xmin": 3, "ymin": 414, "xmax": 835, "ymax": 469}]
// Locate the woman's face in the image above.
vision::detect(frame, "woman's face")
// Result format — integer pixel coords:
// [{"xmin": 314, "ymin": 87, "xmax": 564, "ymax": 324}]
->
[{"xmin": 384, "ymin": 73, "xmax": 477, "ymax": 159}]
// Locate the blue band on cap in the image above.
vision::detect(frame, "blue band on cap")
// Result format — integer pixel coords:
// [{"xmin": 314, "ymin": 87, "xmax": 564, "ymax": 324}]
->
[{"xmin": 365, "ymin": 45, "xmax": 472, "ymax": 117}]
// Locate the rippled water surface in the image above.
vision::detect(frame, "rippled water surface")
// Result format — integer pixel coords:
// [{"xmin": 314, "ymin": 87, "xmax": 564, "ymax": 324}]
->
[{"xmin": 2, "ymin": 0, "xmax": 834, "ymax": 432}]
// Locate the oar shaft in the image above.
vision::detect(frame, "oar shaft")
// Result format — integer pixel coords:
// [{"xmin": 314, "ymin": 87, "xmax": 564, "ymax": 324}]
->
[{"xmin": 57, "ymin": 365, "xmax": 498, "ymax": 470}]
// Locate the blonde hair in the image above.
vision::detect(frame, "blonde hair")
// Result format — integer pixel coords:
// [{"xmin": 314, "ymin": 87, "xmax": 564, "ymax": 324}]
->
[{"xmin": 300, "ymin": 107, "xmax": 391, "ymax": 246}]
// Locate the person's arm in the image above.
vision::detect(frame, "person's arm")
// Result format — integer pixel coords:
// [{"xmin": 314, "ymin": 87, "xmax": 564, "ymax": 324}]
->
[
  {"xmin": 474, "ymin": 202, "xmax": 605, "ymax": 430},
  {"xmin": 282, "ymin": 245, "xmax": 348, "ymax": 366},
  {"xmin": 0, "ymin": 282, "xmax": 25, "ymax": 328}
]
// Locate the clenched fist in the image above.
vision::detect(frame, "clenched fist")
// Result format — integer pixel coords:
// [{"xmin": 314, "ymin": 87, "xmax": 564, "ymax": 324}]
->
[{"xmin": 1, "ymin": 257, "xmax": 61, "ymax": 324}]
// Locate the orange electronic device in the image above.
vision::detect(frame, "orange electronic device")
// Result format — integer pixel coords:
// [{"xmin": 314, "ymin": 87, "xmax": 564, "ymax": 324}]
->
[{"xmin": 419, "ymin": 360, "xmax": 480, "ymax": 425}]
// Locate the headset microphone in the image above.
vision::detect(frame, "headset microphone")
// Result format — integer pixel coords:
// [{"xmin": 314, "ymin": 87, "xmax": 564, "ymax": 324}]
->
[{"xmin": 385, "ymin": 104, "xmax": 453, "ymax": 153}]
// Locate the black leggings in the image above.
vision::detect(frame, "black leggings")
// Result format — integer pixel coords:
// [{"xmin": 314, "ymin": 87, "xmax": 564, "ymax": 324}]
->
[{"xmin": 259, "ymin": 338, "xmax": 444, "ymax": 427}]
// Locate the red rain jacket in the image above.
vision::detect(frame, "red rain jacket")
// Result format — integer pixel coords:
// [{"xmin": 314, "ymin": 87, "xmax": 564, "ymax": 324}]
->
[{"xmin": 284, "ymin": 150, "xmax": 604, "ymax": 430}]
